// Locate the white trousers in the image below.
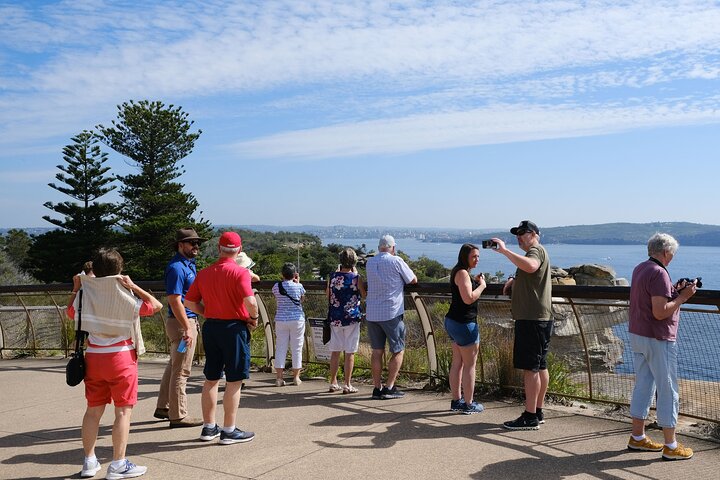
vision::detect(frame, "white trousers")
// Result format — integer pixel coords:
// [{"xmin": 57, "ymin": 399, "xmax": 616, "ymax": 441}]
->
[{"xmin": 274, "ymin": 320, "xmax": 305, "ymax": 370}]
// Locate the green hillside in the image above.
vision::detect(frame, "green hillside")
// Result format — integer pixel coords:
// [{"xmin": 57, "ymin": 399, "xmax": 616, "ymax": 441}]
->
[{"xmin": 452, "ymin": 222, "xmax": 720, "ymax": 246}]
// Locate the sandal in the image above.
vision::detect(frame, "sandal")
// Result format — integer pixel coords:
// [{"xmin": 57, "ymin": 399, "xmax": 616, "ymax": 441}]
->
[
  {"xmin": 342, "ymin": 385, "xmax": 358, "ymax": 394},
  {"xmin": 328, "ymin": 384, "xmax": 342, "ymax": 393}
]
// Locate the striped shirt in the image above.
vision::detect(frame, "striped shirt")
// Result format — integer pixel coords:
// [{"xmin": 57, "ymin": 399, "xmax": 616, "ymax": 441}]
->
[
  {"xmin": 365, "ymin": 252, "xmax": 416, "ymax": 322},
  {"xmin": 272, "ymin": 281, "xmax": 306, "ymax": 322}
]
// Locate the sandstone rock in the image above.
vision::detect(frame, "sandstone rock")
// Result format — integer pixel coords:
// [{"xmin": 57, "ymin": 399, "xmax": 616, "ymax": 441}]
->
[
  {"xmin": 573, "ymin": 272, "xmax": 615, "ymax": 286},
  {"xmin": 551, "ymin": 267, "xmax": 569, "ymax": 278},
  {"xmin": 566, "ymin": 264, "xmax": 616, "ymax": 279}
]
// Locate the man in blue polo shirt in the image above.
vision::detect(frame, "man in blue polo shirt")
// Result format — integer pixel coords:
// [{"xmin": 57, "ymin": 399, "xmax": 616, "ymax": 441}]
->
[{"xmin": 154, "ymin": 228, "xmax": 205, "ymax": 428}]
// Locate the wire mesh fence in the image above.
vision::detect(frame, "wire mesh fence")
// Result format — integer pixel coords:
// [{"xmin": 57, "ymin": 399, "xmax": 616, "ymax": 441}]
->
[{"xmin": 1, "ymin": 281, "xmax": 719, "ymax": 422}]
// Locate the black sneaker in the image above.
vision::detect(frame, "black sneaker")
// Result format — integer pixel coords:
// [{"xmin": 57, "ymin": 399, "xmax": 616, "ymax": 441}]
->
[
  {"xmin": 503, "ymin": 412, "xmax": 540, "ymax": 431},
  {"xmin": 219, "ymin": 428, "xmax": 255, "ymax": 445},
  {"xmin": 199, "ymin": 424, "xmax": 221, "ymax": 441},
  {"xmin": 381, "ymin": 386, "xmax": 405, "ymax": 399},
  {"xmin": 371, "ymin": 387, "xmax": 383, "ymax": 399},
  {"xmin": 536, "ymin": 409, "xmax": 545, "ymax": 424},
  {"xmin": 450, "ymin": 398, "xmax": 466, "ymax": 411}
]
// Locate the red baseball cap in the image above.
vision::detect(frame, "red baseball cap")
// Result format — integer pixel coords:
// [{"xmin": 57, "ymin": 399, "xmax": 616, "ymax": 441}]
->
[{"xmin": 219, "ymin": 231, "xmax": 242, "ymax": 249}]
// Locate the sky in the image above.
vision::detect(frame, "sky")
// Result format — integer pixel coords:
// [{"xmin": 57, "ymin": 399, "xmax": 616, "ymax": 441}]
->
[{"xmin": 2, "ymin": 0, "xmax": 720, "ymax": 231}]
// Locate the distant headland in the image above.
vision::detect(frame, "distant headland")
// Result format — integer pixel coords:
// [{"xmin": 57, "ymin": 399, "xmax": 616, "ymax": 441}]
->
[{"xmin": 5, "ymin": 221, "xmax": 720, "ymax": 247}]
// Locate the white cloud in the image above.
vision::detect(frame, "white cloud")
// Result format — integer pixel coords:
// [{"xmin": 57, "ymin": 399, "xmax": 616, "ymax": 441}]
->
[
  {"xmin": 2, "ymin": 1, "xmax": 720, "ymax": 157},
  {"xmin": 230, "ymin": 99, "xmax": 720, "ymax": 159}
]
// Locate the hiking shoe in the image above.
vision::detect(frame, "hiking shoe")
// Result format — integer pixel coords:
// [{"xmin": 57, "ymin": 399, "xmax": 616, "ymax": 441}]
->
[
  {"xmin": 219, "ymin": 428, "xmax": 255, "ymax": 445},
  {"xmin": 627, "ymin": 435, "xmax": 663, "ymax": 452},
  {"xmin": 381, "ymin": 386, "xmax": 405, "ymax": 399},
  {"xmin": 105, "ymin": 459, "xmax": 147, "ymax": 479},
  {"xmin": 460, "ymin": 401, "xmax": 485, "ymax": 415},
  {"xmin": 199, "ymin": 424, "xmax": 221, "ymax": 442},
  {"xmin": 371, "ymin": 387, "xmax": 383, "ymax": 399},
  {"xmin": 503, "ymin": 412, "xmax": 540, "ymax": 431},
  {"xmin": 169, "ymin": 416, "xmax": 203, "ymax": 428},
  {"xmin": 80, "ymin": 458, "xmax": 101, "ymax": 477},
  {"xmin": 450, "ymin": 398, "xmax": 466, "ymax": 411},
  {"xmin": 152, "ymin": 408, "xmax": 169, "ymax": 420},
  {"xmin": 662, "ymin": 443, "xmax": 693, "ymax": 461}
]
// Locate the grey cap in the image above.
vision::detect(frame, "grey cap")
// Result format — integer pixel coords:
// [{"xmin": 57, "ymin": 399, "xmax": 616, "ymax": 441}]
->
[{"xmin": 378, "ymin": 234, "xmax": 396, "ymax": 249}]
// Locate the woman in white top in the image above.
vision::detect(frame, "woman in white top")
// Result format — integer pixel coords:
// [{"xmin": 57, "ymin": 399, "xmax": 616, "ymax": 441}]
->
[{"xmin": 271, "ymin": 262, "xmax": 306, "ymax": 386}]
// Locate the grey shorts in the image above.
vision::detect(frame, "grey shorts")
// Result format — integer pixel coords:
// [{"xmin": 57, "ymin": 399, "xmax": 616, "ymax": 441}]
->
[{"xmin": 367, "ymin": 314, "xmax": 405, "ymax": 353}]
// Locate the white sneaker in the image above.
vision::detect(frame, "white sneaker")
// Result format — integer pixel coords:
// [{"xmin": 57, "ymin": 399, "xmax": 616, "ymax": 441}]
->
[
  {"xmin": 81, "ymin": 458, "xmax": 101, "ymax": 477},
  {"xmin": 105, "ymin": 459, "xmax": 147, "ymax": 479}
]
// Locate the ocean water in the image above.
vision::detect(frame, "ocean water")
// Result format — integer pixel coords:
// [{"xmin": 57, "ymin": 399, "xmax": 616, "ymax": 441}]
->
[
  {"xmin": 325, "ymin": 237, "xmax": 720, "ymax": 381},
  {"xmin": 613, "ymin": 318, "xmax": 720, "ymax": 382},
  {"xmin": 324, "ymin": 237, "xmax": 720, "ymax": 289}
]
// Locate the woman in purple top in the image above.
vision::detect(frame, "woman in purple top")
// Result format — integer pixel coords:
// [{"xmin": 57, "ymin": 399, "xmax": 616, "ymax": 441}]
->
[
  {"xmin": 627, "ymin": 233, "xmax": 697, "ymax": 460},
  {"xmin": 326, "ymin": 248, "xmax": 366, "ymax": 394}
]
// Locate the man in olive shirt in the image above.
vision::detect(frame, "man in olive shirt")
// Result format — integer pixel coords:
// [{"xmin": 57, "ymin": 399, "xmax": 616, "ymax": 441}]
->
[{"xmin": 491, "ymin": 220, "xmax": 552, "ymax": 430}]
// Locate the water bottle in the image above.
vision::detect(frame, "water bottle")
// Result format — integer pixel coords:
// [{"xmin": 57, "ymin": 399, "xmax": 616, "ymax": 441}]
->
[{"xmin": 177, "ymin": 338, "xmax": 187, "ymax": 353}]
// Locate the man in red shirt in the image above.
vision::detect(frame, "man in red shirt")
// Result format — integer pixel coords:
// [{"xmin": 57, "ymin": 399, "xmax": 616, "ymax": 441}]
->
[{"xmin": 184, "ymin": 232, "xmax": 259, "ymax": 445}]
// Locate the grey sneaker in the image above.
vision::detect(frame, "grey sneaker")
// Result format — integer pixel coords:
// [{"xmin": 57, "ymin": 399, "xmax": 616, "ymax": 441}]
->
[
  {"xmin": 199, "ymin": 424, "xmax": 221, "ymax": 442},
  {"xmin": 381, "ymin": 386, "xmax": 405, "ymax": 399},
  {"xmin": 104, "ymin": 459, "xmax": 147, "ymax": 479},
  {"xmin": 460, "ymin": 401, "xmax": 485, "ymax": 415},
  {"xmin": 219, "ymin": 428, "xmax": 255, "ymax": 445},
  {"xmin": 450, "ymin": 398, "xmax": 466, "ymax": 411},
  {"xmin": 80, "ymin": 458, "xmax": 101, "ymax": 477}
]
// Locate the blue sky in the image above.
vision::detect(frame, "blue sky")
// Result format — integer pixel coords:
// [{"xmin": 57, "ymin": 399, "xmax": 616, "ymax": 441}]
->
[{"xmin": 2, "ymin": 0, "xmax": 720, "ymax": 230}]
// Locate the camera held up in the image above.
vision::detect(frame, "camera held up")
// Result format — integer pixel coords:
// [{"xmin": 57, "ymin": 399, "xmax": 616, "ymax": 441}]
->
[
  {"xmin": 481, "ymin": 240, "xmax": 498, "ymax": 249},
  {"xmin": 677, "ymin": 277, "xmax": 702, "ymax": 289}
]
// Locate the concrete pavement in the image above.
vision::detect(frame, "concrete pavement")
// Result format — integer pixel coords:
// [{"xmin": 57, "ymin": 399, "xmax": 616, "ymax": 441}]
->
[{"xmin": 0, "ymin": 358, "xmax": 717, "ymax": 480}]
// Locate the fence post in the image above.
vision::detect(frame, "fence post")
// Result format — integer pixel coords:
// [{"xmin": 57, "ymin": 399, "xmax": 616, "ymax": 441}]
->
[
  {"xmin": 567, "ymin": 298, "xmax": 594, "ymax": 400},
  {"xmin": 254, "ymin": 290, "xmax": 274, "ymax": 368},
  {"xmin": 410, "ymin": 293, "xmax": 437, "ymax": 378}
]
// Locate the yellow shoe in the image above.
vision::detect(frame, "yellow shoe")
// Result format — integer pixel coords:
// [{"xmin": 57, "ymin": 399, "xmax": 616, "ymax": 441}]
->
[
  {"xmin": 662, "ymin": 443, "xmax": 693, "ymax": 461},
  {"xmin": 627, "ymin": 435, "xmax": 663, "ymax": 452}
]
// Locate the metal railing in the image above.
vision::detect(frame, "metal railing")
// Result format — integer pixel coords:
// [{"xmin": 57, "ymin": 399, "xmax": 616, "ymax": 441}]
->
[{"xmin": 1, "ymin": 281, "xmax": 719, "ymax": 423}]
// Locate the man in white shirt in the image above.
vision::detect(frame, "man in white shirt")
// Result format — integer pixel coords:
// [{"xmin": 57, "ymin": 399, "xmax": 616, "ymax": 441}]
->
[{"xmin": 365, "ymin": 235, "xmax": 417, "ymax": 400}]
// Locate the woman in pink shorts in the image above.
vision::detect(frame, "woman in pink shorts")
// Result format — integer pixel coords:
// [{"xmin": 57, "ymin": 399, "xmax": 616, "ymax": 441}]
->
[{"xmin": 67, "ymin": 248, "xmax": 162, "ymax": 479}]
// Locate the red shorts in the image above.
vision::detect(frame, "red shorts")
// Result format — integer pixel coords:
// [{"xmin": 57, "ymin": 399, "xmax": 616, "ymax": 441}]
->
[{"xmin": 84, "ymin": 350, "xmax": 138, "ymax": 407}]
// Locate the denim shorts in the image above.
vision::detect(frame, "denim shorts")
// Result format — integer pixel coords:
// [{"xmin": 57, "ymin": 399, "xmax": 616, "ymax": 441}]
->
[
  {"xmin": 513, "ymin": 319, "xmax": 553, "ymax": 371},
  {"xmin": 367, "ymin": 314, "xmax": 405, "ymax": 353},
  {"xmin": 202, "ymin": 319, "xmax": 251, "ymax": 382},
  {"xmin": 444, "ymin": 316, "xmax": 480, "ymax": 347}
]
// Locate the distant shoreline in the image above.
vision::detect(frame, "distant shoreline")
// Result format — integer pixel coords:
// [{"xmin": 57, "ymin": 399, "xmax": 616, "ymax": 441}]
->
[{"xmin": 5, "ymin": 221, "xmax": 720, "ymax": 247}]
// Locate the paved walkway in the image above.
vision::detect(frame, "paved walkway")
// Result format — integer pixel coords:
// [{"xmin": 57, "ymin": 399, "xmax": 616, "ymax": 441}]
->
[{"xmin": 0, "ymin": 358, "xmax": 717, "ymax": 480}]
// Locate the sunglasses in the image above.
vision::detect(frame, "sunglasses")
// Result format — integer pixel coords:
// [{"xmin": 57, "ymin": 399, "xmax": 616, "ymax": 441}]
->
[{"xmin": 183, "ymin": 240, "xmax": 201, "ymax": 247}]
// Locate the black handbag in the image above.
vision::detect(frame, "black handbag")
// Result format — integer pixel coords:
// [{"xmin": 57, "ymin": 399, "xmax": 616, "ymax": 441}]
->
[
  {"xmin": 322, "ymin": 314, "xmax": 331, "ymax": 345},
  {"xmin": 66, "ymin": 290, "xmax": 86, "ymax": 387},
  {"xmin": 322, "ymin": 279, "xmax": 332, "ymax": 345}
]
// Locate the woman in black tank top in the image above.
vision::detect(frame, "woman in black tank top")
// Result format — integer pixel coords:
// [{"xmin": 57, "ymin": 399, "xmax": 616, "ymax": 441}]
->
[{"xmin": 444, "ymin": 243, "xmax": 487, "ymax": 414}]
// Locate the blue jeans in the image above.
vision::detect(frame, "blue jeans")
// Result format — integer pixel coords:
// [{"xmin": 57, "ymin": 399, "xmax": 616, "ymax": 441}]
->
[{"xmin": 629, "ymin": 333, "xmax": 679, "ymax": 428}]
